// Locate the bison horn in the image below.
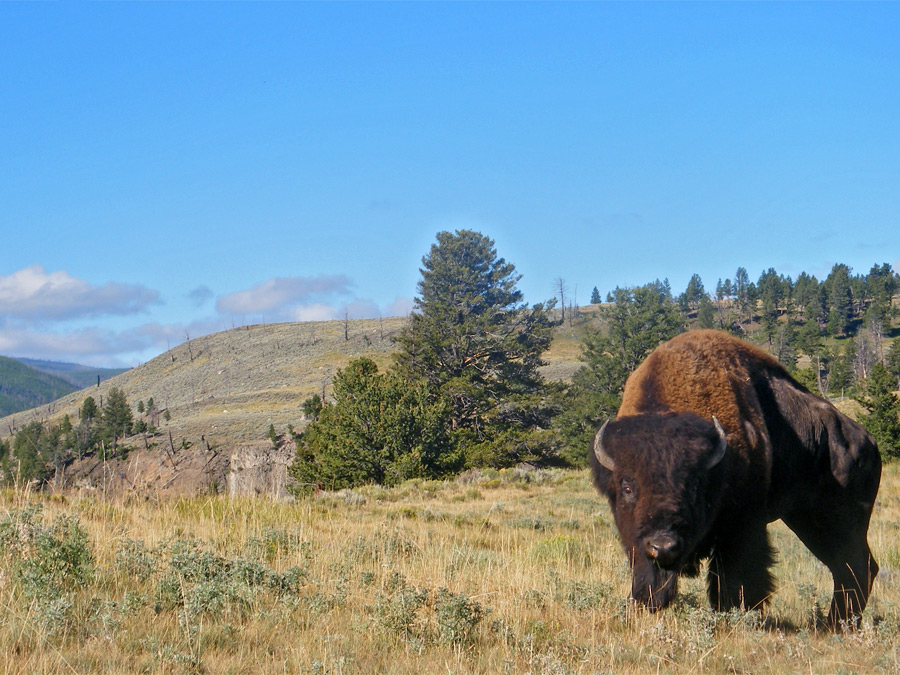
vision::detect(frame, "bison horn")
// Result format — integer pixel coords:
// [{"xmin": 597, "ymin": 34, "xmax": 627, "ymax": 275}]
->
[
  {"xmin": 708, "ymin": 416, "xmax": 727, "ymax": 469},
  {"xmin": 593, "ymin": 420, "xmax": 616, "ymax": 471}
]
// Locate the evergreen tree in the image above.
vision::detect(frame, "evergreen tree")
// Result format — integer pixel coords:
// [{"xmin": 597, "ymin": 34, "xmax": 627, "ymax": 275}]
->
[
  {"xmin": 866, "ymin": 263, "xmax": 898, "ymax": 326},
  {"xmin": 857, "ymin": 363, "xmax": 900, "ymax": 459},
  {"xmin": 697, "ymin": 294, "xmax": 716, "ymax": 329},
  {"xmin": 793, "ymin": 272, "xmax": 820, "ymax": 320},
  {"xmin": 556, "ymin": 283, "xmax": 684, "ymax": 463},
  {"xmin": 886, "ymin": 340, "xmax": 900, "ymax": 389},
  {"xmin": 590, "ymin": 286, "xmax": 602, "ymax": 305},
  {"xmin": 826, "ymin": 263, "xmax": 853, "ymax": 337},
  {"xmin": 289, "ymin": 358, "xmax": 457, "ymax": 490},
  {"xmin": 100, "ymin": 387, "xmax": 133, "ymax": 446},
  {"xmin": 757, "ymin": 268, "xmax": 788, "ymax": 346},
  {"xmin": 734, "ymin": 267, "xmax": 752, "ymax": 325},
  {"xmin": 301, "ymin": 394, "xmax": 323, "ymax": 421},
  {"xmin": 827, "ymin": 345, "xmax": 854, "ymax": 397},
  {"xmin": 12, "ymin": 421, "xmax": 51, "ymax": 485},
  {"xmin": 80, "ymin": 396, "xmax": 99, "ymax": 421},
  {"xmin": 680, "ymin": 273, "xmax": 705, "ymax": 311},
  {"xmin": 715, "ymin": 278, "xmax": 733, "ymax": 302},
  {"xmin": 394, "ymin": 230, "xmax": 558, "ymax": 467}
]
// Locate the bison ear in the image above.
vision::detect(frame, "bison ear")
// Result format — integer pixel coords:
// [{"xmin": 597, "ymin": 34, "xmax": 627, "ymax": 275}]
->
[
  {"xmin": 593, "ymin": 420, "xmax": 616, "ymax": 471},
  {"xmin": 707, "ymin": 417, "xmax": 727, "ymax": 469}
]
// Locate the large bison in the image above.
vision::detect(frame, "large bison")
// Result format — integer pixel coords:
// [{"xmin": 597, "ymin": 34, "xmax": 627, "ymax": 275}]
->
[{"xmin": 590, "ymin": 329, "xmax": 881, "ymax": 627}]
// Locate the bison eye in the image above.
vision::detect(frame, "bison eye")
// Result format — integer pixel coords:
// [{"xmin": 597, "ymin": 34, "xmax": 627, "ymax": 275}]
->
[{"xmin": 621, "ymin": 479, "xmax": 637, "ymax": 502}]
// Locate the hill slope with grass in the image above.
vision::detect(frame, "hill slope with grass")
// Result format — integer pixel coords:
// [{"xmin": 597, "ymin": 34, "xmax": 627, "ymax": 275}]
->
[
  {"xmin": 0, "ymin": 314, "xmax": 585, "ymax": 442},
  {"xmin": 0, "ymin": 315, "xmax": 586, "ymax": 495}
]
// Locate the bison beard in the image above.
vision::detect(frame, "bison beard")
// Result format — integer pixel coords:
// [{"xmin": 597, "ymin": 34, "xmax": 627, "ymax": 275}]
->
[{"xmin": 590, "ymin": 330, "xmax": 881, "ymax": 628}]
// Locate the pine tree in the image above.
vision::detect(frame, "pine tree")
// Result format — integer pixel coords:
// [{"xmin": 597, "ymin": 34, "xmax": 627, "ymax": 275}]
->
[
  {"xmin": 80, "ymin": 396, "xmax": 98, "ymax": 421},
  {"xmin": 826, "ymin": 264, "xmax": 853, "ymax": 337},
  {"xmin": 289, "ymin": 358, "xmax": 456, "ymax": 490},
  {"xmin": 590, "ymin": 286, "xmax": 602, "ymax": 305},
  {"xmin": 866, "ymin": 263, "xmax": 898, "ymax": 326},
  {"xmin": 557, "ymin": 283, "xmax": 684, "ymax": 464},
  {"xmin": 12, "ymin": 421, "xmax": 51, "ymax": 485},
  {"xmin": 886, "ymin": 340, "xmax": 900, "ymax": 388},
  {"xmin": 697, "ymin": 295, "xmax": 716, "ymax": 329},
  {"xmin": 101, "ymin": 387, "xmax": 133, "ymax": 446},
  {"xmin": 857, "ymin": 363, "xmax": 900, "ymax": 459},
  {"xmin": 394, "ymin": 230, "xmax": 558, "ymax": 467},
  {"xmin": 680, "ymin": 274, "xmax": 705, "ymax": 311},
  {"xmin": 734, "ymin": 267, "xmax": 752, "ymax": 325}
]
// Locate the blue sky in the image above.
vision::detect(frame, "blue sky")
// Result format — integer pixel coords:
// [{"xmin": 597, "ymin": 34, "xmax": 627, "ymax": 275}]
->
[{"xmin": 2, "ymin": 3, "xmax": 899, "ymax": 367}]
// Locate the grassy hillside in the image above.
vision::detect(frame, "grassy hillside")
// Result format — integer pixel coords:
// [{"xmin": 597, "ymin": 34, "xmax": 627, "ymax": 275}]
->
[
  {"xmin": 0, "ymin": 356, "xmax": 80, "ymax": 417},
  {"xmin": 0, "ymin": 315, "xmax": 581, "ymax": 448},
  {"xmin": 14, "ymin": 357, "xmax": 129, "ymax": 389},
  {"xmin": 2, "ymin": 463, "xmax": 899, "ymax": 673},
  {"xmin": 0, "ymin": 318, "xmax": 406, "ymax": 442}
]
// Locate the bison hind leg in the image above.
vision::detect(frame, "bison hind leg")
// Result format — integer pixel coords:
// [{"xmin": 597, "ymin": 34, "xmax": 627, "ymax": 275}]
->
[
  {"xmin": 783, "ymin": 507, "xmax": 878, "ymax": 629},
  {"xmin": 706, "ymin": 523, "xmax": 776, "ymax": 613}
]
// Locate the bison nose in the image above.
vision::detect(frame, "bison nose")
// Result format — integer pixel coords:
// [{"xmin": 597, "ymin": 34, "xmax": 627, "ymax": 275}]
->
[{"xmin": 644, "ymin": 534, "xmax": 682, "ymax": 566}]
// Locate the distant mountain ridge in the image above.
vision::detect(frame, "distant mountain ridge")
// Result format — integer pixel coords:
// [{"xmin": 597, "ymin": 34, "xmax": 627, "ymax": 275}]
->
[
  {"xmin": 0, "ymin": 356, "xmax": 81, "ymax": 417},
  {"xmin": 13, "ymin": 357, "xmax": 129, "ymax": 389}
]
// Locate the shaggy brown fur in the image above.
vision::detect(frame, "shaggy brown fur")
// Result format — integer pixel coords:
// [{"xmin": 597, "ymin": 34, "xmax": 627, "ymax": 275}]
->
[{"xmin": 591, "ymin": 329, "xmax": 881, "ymax": 627}]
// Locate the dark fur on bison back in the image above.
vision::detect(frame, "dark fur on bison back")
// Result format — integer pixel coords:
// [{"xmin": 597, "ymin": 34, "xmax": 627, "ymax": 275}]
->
[{"xmin": 591, "ymin": 329, "xmax": 881, "ymax": 627}]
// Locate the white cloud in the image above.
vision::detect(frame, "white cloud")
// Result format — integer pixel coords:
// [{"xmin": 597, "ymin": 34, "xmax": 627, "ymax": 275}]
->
[
  {"xmin": 0, "ymin": 322, "xmax": 146, "ymax": 366},
  {"xmin": 287, "ymin": 304, "xmax": 340, "ymax": 322},
  {"xmin": 344, "ymin": 299, "xmax": 381, "ymax": 320},
  {"xmin": 384, "ymin": 296, "xmax": 415, "ymax": 317},
  {"xmin": 0, "ymin": 265, "xmax": 160, "ymax": 320},
  {"xmin": 216, "ymin": 275, "xmax": 353, "ymax": 316}
]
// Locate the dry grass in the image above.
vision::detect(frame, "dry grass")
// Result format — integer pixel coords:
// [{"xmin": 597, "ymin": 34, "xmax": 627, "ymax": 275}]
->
[{"xmin": 3, "ymin": 462, "xmax": 900, "ymax": 674}]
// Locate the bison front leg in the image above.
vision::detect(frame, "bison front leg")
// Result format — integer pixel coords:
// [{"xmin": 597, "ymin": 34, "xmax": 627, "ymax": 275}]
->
[
  {"xmin": 631, "ymin": 552, "xmax": 678, "ymax": 611},
  {"xmin": 706, "ymin": 523, "xmax": 775, "ymax": 613}
]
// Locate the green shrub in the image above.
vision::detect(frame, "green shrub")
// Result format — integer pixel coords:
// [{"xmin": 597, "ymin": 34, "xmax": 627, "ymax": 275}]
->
[{"xmin": 432, "ymin": 587, "xmax": 487, "ymax": 645}]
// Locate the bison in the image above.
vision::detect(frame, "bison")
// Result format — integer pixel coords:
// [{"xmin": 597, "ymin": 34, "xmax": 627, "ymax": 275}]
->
[{"xmin": 590, "ymin": 330, "xmax": 880, "ymax": 627}]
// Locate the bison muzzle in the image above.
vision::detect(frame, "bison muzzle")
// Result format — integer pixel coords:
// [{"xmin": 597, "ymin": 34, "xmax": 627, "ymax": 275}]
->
[{"xmin": 590, "ymin": 330, "xmax": 881, "ymax": 628}]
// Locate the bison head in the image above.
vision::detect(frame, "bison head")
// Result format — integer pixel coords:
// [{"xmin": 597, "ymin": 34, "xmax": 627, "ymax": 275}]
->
[{"xmin": 590, "ymin": 413, "xmax": 728, "ymax": 610}]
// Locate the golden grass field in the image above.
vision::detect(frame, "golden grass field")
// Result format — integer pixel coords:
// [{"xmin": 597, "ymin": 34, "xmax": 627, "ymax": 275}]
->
[{"xmin": 3, "ymin": 461, "xmax": 900, "ymax": 674}]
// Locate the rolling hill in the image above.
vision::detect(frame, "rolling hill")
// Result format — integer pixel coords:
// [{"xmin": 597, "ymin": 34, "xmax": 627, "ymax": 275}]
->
[
  {"xmin": 0, "ymin": 314, "xmax": 584, "ymax": 442},
  {"xmin": 13, "ymin": 357, "xmax": 129, "ymax": 389},
  {"xmin": 0, "ymin": 315, "xmax": 585, "ymax": 495},
  {"xmin": 0, "ymin": 356, "xmax": 81, "ymax": 417}
]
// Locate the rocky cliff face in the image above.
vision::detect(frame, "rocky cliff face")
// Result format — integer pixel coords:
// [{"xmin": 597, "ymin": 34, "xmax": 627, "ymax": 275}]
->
[
  {"xmin": 59, "ymin": 437, "xmax": 297, "ymax": 500},
  {"xmin": 63, "ymin": 438, "xmax": 230, "ymax": 497},
  {"xmin": 227, "ymin": 440, "xmax": 295, "ymax": 499}
]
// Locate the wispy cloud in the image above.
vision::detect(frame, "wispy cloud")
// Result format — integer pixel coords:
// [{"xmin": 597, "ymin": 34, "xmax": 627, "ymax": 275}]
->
[
  {"xmin": 0, "ymin": 321, "xmax": 149, "ymax": 367},
  {"xmin": 215, "ymin": 275, "xmax": 354, "ymax": 316},
  {"xmin": 384, "ymin": 296, "xmax": 414, "ymax": 317},
  {"xmin": 0, "ymin": 265, "xmax": 160, "ymax": 321},
  {"xmin": 186, "ymin": 285, "xmax": 214, "ymax": 308},
  {"xmin": 286, "ymin": 304, "xmax": 341, "ymax": 322},
  {"xmin": 0, "ymin": 316, "xmax": 231, "ymax": 368}
]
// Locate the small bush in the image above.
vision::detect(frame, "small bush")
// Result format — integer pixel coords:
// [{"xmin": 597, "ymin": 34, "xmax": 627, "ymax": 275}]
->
[
  {"xmin": 432, "ymin": 587, "xmax": 487, "ymax": 645},
  {"xmin": 0, "ymin": 506, "xmax": 94, "ymax": 600},
  {"xmin": 372, "ymin": 577, "xmax": 429, "ymax": 641}
]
